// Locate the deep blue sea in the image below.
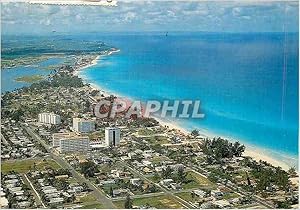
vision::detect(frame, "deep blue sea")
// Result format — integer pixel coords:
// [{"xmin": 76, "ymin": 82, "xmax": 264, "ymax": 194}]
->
[{"xmin": 77, "ymin": 32, "xmax": 298, "ymax": 162}]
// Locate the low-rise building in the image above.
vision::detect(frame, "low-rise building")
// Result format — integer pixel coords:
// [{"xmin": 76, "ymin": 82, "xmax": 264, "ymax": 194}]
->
[
  {"xmin": 160, "ymin": 179, "xmax": 174, "ymax": 186},
  {"xmin": 0, "ymin": 197, "xmax": 8, "ymax": 209},
  {"xmin": 193, "ymin": 189, "xmax": 207, "ymax": 198},
  {"xmin": 130, "ymin": 178, "xmax": 142, "ymax": 186}
]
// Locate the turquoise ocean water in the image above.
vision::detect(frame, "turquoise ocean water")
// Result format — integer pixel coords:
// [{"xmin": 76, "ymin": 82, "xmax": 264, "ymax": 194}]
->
[{"xmin": 78, "ymin": 32, "xmax": 298, "ymax": 164}]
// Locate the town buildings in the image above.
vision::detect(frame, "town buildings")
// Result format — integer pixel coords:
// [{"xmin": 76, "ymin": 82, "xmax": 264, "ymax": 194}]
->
[{"xmin": 38, "ymin": 113, "xmax": 61, "ymax": 125}]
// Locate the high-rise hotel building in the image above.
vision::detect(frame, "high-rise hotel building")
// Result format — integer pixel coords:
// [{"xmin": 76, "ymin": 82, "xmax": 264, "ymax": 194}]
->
[{"xmin": 105, "ymin": 127, "xmax": 120, "ymax": 147}]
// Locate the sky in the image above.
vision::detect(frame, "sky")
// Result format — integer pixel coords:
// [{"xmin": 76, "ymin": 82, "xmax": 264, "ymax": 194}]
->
[{"xmin": 1, "ymin": 1, "xmax": 299, "ymax": 35}]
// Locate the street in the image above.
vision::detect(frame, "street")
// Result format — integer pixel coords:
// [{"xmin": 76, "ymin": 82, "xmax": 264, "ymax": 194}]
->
[{"xmin": 23, "ymin": 125, "xmax": 116, "ymax": 209}]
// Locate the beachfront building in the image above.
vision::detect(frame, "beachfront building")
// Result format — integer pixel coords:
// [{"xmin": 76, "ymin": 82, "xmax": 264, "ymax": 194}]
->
[
  {"xmin": 38, "ymin": 113, "xmax": 61, "ymax": 125},
  {"xmin": 105, "ymin": 127, "xmax": 120, "ymax": 147},
  {"xmin": 59, "ymin": 136, "xmax": 90, "ymax": 153},
  {"xmin": 72, "ymin": 118, "xmax": 95, "ymax": 133}
]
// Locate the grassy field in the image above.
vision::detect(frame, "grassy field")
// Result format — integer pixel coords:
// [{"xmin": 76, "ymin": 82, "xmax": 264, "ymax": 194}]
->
[
  {"xmin": 79, "ymin": 203, "xmax": 104, "ymax": 209},
  {"xmin": 148, "ymin": 174, "xmax": 161, "ymax": 183},
  {"xmin": 182, "ymin": 171, "xmax": 216, "ymax": 190},
  {"xmin": 145, "ymin": 136, "xmax": 170, "ymax": 144},
  {"xmin": 88, "ymin": 130, "xmax": 105, "ymax": 140},
  {"xmin": 79, "ymin": 194, "xmax": 97, "ymax": 203},
  {"xmin": 138, "ymin": 128, "xmax": 157, "ymax": 136},
  {"xmin": 15, "ymin": 75, "xmax": 44, "ymax": 83},
  {"xmin": 113, "ymin": 195, "xmax": 185, "ymax": 209},
  {"xmin": 1, "ymin": 158, "xmax": 61, "ymax": 173},
  {"xmin": 222, "ymin": 192, "xmax": 240, "ymax": 200},
  {"xmin": 175, "ymin": 192, "xmax": 195, "ymax": 202},
  {"xmin": 151, "ymin": 155, "xmax": 170, "ymax": 164}
]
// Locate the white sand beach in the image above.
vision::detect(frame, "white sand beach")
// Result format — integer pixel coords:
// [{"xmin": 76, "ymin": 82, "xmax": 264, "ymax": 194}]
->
[
  {"xmin": 155, "ymin": 116, "xmax": 295, "ymax": 171},
  {"xmin": 76, "ymin": 52, "xmax": 296, "ymax": 172}
]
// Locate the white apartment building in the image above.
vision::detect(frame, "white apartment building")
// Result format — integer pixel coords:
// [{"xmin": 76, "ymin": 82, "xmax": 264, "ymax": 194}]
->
[
  {"xmin": 72, "ymin": 118, "xmax": 95, "ymax": 133},
  {"xmin": 52, "ymin": 132, "xmax": 75, "ymax": 147},
  {"xmin": 38, "ymin": 113, "xmax": 61, "ymax": 125},
  {"xmin": 59, "ymin": 136, "xmax": 90, "ymax": 153},
  {"xmin": 105, "ymin": 127, "xmax": 120, "ymax": 147}
]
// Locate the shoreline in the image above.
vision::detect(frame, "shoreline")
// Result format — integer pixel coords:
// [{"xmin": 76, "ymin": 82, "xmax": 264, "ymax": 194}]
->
[
  {"xmin": 76, "ymin": 53, "xmax": 296, "ymax": 172},
  {"xmin": 155, "ymin": 116, "xmax": 296, "ymax": 171},
  {"xmin": 73, "ymin": 55, "xmax": 101, "ymax": 76},
  {"xmin": 73, "ymin": 49, "xmax": 120, "ymax": 76}
]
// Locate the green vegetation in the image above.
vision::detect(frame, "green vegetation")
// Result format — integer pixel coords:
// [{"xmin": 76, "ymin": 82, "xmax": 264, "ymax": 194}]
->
[
  {"xmin": 1, "ymin": 158, "xmax": 61, "ymax": 173},
  {"xmin": 253, "ymin": 165, "xmax": 290, "ymax": 192},
  {"xmin": 129, "ymin": 117, "xmax": 159, "ymax": 127},
  {"xmin": 79, "ymin": 194, "xmax": 97, "ymax": 203},
  {"xmin": 151, "ymin": 155, "xmax": 169, "ymax": 164},
  {"xmin": 176, "ymin": 190, "xmax": 239, "ymax": 203},
  {"xmin": 201, "ymin": 137, "xmax": 245, "ymax": 163},
  {"xmin": 79, "ymin": 203, "xmax": 104, "ymax": 209},
  {"xmin": 51, "ymin": 73, "xmax": 84, "ymax": 87},
  {"xmin": 191, "ymin": 129, "xmax": 199, "ymax": 137},
  {"xmin": 182, "ymin": 171, "xmax": 215, "ymax": 190},
  {"xmin": 208, "ymin": 168, "xmax": 233, "ymax": 183},
  {"xmin": 124, "ymin": 195, "xmax": 133, "ymax": 209},
  {"xmin": 88, "ymin": 130, "xmax": 105, "ymax": 140},
  {"xmin": 15, "ymin": 75, "xmax": 44, "ymax": 83},
  {"xmin": 145, "ymin": 136, "xmax": 169, "ymax": 145},
  {"xmin": 156, "ymin": 165, "xmax": 215, "ymax": 190},
  {"xmin": 175, "ymin": 192, "xmax": 195, "ymax": 202},
  {"xmin": 222, "ymin": 192, "xmax": 240, "ymax": 200},
  {"xmin": 138, "ymin": 128, "xmax": 156, "ymax": 136},
  {"xmin": 162, "ymin": 166, "xmax": 173, "ymax": 179},
  {"xmin": 288, "ymin": 167, "xmax": 297, "ymax": 177},
  {"xmin": 148, "ymin": 173, "xmax": 161, "ymax": 183},
  {"xmin": 2, "ymin": 55, "xmax": 51, "ymax": 68},
  {"xmin": 113, "ymin": 195, "xmax": 184, "ymax": 209},
  {"xmin": 27, "ymin": 73, "xmax": 84, "ymax": 91},
  {"xmin": 79, "ymin": 161, "xmax": 99, "ymax": 177},
  {"xmin": 40, "ymin": 64, "xmax": 63, "ymax": 71}
]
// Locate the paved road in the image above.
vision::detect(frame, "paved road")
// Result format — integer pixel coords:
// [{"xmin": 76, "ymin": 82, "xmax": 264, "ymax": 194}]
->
[
  {"xmin": 23, "ymin": 125, "xmax": 116, "ymax": 209},
  {"xmin": 22, "ymin": 124, "xmax": 274, "ymax": 209},
  {"xmin": 23, "ymin": 174, "xmax": 46, "ymax": 208},
  {"xmin": 1, "ymin": 133, "xmax": 8, "ymax": 145},
  {"xmin": 111, "ymin": 192, "xmax": 165, "ymax": 201},
  {"xmin": 111, "ymin": 187, "xmax": 208, "ymax": 201}
]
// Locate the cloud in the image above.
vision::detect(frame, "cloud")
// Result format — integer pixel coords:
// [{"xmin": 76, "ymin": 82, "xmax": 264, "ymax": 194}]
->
[
  {"xmin": 39, "ymin": 18, "xmax": 51, "ymax": 26},
  {"xmin": 1, "ymin": 1, "xmax": 298, "ymax": 34},
  {"xmin": 232, "ymin": 7, "xmax": 242, "ymax": 16},
  {"xmin": 123, "ymin": 11, "xmax": 136, "ymax": 22},
  {"xmin": 241, "ymin": 16, "xmax": 251, "ymax": 20}
]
